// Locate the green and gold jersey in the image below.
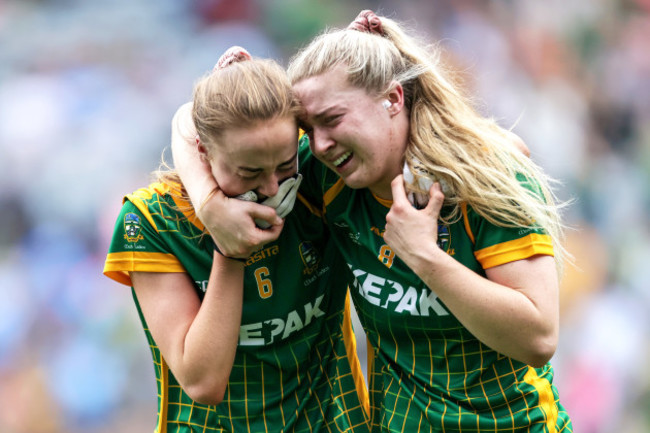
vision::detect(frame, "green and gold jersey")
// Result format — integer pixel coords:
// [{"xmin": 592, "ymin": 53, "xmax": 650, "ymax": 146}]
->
[
  {"xmin": 299, "ymin": 140, "xmax": 572, "ymax": 432},
  {"xmin": 103, "ymin": 182, "xmax": 370, "ymax": 433}
]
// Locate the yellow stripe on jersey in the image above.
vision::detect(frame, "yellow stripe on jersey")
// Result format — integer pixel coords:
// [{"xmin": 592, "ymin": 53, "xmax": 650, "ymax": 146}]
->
[
  {"xmin": 167, "ymin": 186, "xmax": 207, "ymax": 233},
  {"xmin": 367, "ymin": 338, "xmax": 374, "ymax": 386},
  {"xmin": 474, "ymin": 233, "xmax": 554, "ymax": 269},
  {"xmin": 524, "ymin": 366, "xmax": 558, "ymax": 433},
  {"xmin": 128, "ymin": 182, "xmax": 172, "ymax": 202},
  {"xmin": 296, "ymin": 192, "xmax": 322, "ymax": 218},
  {"xmin": 461, "ymin": 203, "xmax": 475, "ymax": 245},
  {"xmin": 371, "ymin": 193, "xmax": 392, "ymax": 209},
  {"xmin": 323, "ymin": 178, "xmax": 346, "ymax": 208},
  {"xmin": 157, "ymin": 357, "xmax": 169, "ymax": 433},
  {"xmin": 129, "ymin": 181, "xmax": 207, "ymax": 233},
  {"xmin": 342, "ymin": 292, "xmax": 370, "ymax": 418},
  {"xmin": 103, "ymin": 251, "xmax": 186, "ymax": 286},
  {"xmin": 127, "ymin": 182, "xmax": 173, "ymax": 231}
]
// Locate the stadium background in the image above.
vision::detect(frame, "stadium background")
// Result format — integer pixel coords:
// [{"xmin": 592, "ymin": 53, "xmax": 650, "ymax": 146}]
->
[{"xmin": 1, "ymin": 0, "xmax": 649, "ymax": 432}]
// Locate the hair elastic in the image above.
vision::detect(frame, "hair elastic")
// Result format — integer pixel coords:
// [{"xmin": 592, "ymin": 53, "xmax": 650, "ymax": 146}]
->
[
  {"xmin": 214, "ymin": 46, "xmax": 252, "ymax": 71},
  {"xmin": 347, "ymin": 10, "xmax": 384, "ymax": 35}
]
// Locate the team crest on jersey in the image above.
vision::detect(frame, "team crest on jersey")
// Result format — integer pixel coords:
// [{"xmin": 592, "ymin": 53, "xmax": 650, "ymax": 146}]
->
[
  {"xmin": 437, "ymin": 223, "xmax": 451, "ymax": 253},
  {"xmin": 300, "ymin": 241, "xmax": 320, "ymax": 274},
  {"xmin": 123, "ymin": 213, "xmax": 144, "ymax": 243}
]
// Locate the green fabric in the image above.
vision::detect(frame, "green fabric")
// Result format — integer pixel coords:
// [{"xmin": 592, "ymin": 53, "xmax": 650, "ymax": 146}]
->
[
  {"xmin": 298, "ymin": 135, "xmax": 572, "ymax": 433},
  {"xmin": 105, "ymin": 181, "xmax": 369, "ymax": 433}
]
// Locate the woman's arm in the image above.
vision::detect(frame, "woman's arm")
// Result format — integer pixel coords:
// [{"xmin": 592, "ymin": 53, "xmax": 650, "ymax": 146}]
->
[
  {"xmin": 170, "ymin": 103, "xmax": 283, "ymax": 257},
  {"xmin": 171, "ymin": 102, "xmax": 218, "ymax": 210},
  {"xmin": 384, "ymin": 176, "xmax": 559, "ymax": 367},
  {"xmin": 130, "ymin": 252, "xmax": 245, "ymax": 405},
  {"xmin": 506, "ymin": 130, "xmax": 530, "ymax": 158}
]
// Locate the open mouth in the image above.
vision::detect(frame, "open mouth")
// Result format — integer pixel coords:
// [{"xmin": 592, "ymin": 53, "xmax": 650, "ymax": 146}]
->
[{"xmin": 333, "ymin": 151, "xmax": 352, "ymax": 168}]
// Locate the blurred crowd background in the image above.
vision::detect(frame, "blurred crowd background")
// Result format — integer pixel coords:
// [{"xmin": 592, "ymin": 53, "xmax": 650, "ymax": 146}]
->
[{"xmin": 1, "ymin": 0, "xmax": 649, "ymax": 432}]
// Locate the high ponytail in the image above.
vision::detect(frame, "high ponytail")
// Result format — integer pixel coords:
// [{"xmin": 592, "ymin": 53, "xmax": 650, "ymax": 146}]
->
[{"xmin": 288, "ymin": 12, "xmax": 570, "ymax": 271}]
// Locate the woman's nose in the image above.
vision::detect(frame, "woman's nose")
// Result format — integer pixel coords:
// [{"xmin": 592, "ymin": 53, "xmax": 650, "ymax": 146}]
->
[
  {"xmin": 256, "ymin": 174, "xmax": 280, "ymax": 198},
  {"xmin": 310, "ymin": 128, "xmax": 335, "ymax": 156}
]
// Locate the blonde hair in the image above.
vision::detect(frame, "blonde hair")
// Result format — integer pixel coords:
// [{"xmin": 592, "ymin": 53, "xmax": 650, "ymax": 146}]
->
[
  {"xmin": 192, "ymin": 58, "xmax": 300, "ymax": 157},
  {"xmin": 157, "ymin": 57, "xmax": 300, "ymax": 220},
  {"xmin": 288, "ymin": 18, "xmax": 570, "ymax": 270}
]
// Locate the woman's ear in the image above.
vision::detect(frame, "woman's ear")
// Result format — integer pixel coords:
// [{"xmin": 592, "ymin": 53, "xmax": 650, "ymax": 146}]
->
[
  {"xmin": 385, "ymin": 81, "xmax": 405, "ymax": 115},
  {"xmin": 197, "ymin": 137, "xmax": 210, "ymax": 163}
]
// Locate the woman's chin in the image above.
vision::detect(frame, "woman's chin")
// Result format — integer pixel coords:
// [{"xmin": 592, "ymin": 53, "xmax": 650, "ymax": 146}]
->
[{"xmin": 340, "ymin": 173, "xmax": 370, "ymax": 190}]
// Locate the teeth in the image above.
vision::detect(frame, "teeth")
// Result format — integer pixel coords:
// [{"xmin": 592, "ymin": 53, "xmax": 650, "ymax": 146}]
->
[{"xmin": 333, "ymin": 152, "xmax": 351, "ymax": 167}]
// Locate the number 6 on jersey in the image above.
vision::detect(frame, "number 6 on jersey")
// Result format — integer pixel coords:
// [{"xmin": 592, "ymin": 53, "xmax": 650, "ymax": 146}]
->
[{"xmin": 254, "ymin": 266, "xmax": 273, "ymax": 298}]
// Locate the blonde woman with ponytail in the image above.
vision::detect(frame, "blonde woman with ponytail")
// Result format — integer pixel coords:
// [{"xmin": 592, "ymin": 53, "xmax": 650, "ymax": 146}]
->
[
  {"xmin": 173, "ymin": 11, "xmax": 573, "ymax": 433},
  {"xmin": 288, "ymin": 11, "xmax": 572, "ymax": 432},
  {"xmin": 104, "ymin": 47, "xmax": 370, "ymax": 433}
]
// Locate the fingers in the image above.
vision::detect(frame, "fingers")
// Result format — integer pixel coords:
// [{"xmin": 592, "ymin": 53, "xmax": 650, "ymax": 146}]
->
[
  {"xmin": 249, "ymin": 203, "xmax": 283, "ymax": 227},
  {"xmin": 390, "ymin": 174, "xmax": 409, "ymax": 206},
  {"xmin": 211, "ymin": 213, "xmax": 282, "ymax": 258},
  {"xmin": 391, "ymin": 174, "xmax": 445, "ymax": 218},
  {"xmin": 233, "ymin": 218, "xmax": 284, "ymax": 258},
  {"xmin": 257, "ymin": 221, "xmax": 283, "ymax": 244},
  {"xmin": 391, "ymin": 174, "xmax": 431, "ymax": 211},
  {"xmin": 424, "ymin": 182, "xmax": 445, "ymax": 216}
]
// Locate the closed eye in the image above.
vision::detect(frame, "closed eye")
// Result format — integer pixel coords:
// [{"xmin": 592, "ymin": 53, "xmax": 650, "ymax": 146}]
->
[
  {"xmin": 238, "ymin": 170, "xmax": 262, "ymax": 180},
  {"xmin": 238, "ymin": 152, "xmax": 297, "ymax": 179},
  {"xmin": 323, "ymin": 115, "xmax": 341, "ymax": 125},
  {"xmin": 278, "ymin": 160, "xmax": 296, "ymax": 171}
]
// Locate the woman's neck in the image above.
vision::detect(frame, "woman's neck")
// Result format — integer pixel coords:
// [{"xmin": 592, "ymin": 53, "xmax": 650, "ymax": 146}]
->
[{"xmin": 369, "ymin": 182, "xmax": 393, "ymax": 201}]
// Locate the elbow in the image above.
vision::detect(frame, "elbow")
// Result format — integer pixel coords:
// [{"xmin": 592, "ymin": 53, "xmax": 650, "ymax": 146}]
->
[
  {"xmin": 523, "ymin": 333, "xmax": 558, "ymax": 368},
  {"xmin": 182, "ymin": 379, "xmax": 227, "ymax": 406},
  {"xmin": 525, "ymin": 349, "xmax": 556, "ymax": 368},
  {"xmin": 508, "ymin": 132, "xmax": 530, "ymax": 157}
]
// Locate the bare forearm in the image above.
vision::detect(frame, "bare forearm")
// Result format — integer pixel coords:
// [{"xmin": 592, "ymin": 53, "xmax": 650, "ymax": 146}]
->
[
  {"xmin": 170, "ymin": 101, "xmax": 217, "ymax": 210},
  {"xmin": 384, "ymin": 176, "xmax": 558, "ymax": 366},
  {"xmin": 178, "ymin": 254, "xmax": 244, "ymax": 403},
  {"xmin": 406, "ymin": 245, "xmax": 558, "ymax": 366},
  {"xmin": 170, "ymin": 102, "xmax": 281, "ymax": 256}
]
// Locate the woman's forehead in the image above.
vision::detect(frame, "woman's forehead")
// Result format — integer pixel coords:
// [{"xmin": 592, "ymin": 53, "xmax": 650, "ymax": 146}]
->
[
  {"xmin": 219, "ymin": 118, "xmax": 298, "ymax": 164},
  {"xmin": 295, "ymin": 69, "xmax": 367, "ymax": 116}
]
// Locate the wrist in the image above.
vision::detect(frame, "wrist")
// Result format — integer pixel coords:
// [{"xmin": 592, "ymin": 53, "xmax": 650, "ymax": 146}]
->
[
  {"xmin": 405, "ymin": 240, "xmax": 444, "ymax": 275},
  {"xmin": 213, "ymin": 242, "xmax": 248, "ymax": 264},
  {"xmin": 199, "ymin": 187, "xmax": 218, "ymax": 212}
]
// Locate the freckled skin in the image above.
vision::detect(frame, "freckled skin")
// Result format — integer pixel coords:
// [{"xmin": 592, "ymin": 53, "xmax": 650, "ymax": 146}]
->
[{"xmin": 293, "ymin": 66, "xmax": 410, "ymax": 199}]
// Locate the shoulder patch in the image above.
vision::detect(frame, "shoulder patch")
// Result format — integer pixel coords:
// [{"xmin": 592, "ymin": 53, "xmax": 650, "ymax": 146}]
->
[
  {"xmin": 123, "ymin": 212, "xmax": 144, "ymax": 243},
  {"xmin": 437, "ymin": 223, "xmax": 451, "ymax": 253}
]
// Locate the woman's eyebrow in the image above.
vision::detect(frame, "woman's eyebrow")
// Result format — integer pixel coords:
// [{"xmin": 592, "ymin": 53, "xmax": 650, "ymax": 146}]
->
[
  {"xmin": 279, "ymin": 152, "xmax": 298, "ymax": 166},
  {"xmin": 238, "ymin": 166, "xmax": 263, "ymax": 173},
  {"xmin": 310, "ymin": 105, "xmax": 339, "ymax": 122},
  {"xmin": 238, "ymin": 151, "xmax": 298, "ymax": 172}
]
